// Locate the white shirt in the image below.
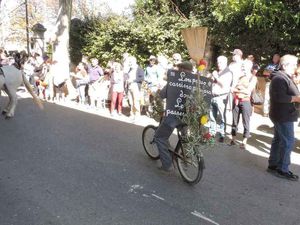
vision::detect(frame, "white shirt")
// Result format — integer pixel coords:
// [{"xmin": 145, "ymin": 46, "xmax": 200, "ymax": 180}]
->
[{"xmin": 212, "ymin": 67, "xmax": 233, "ymax": 96}]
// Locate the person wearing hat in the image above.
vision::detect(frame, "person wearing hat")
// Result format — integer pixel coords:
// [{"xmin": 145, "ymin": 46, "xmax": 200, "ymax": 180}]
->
[
  {"xmin": 153, "ymin": 61, "xmax": 193, "ymax": 172},
  {"xmin": 144, "ymin": 55, "xmax": 159, "ymax": 92},
  {"xmin": 229, "ymin": 57, "xmax": 257, "ymax": 149},
  {"xmin": 142, "ymin": 55, "xmax": 160, "ymax": 114},
  {"xmin": 227, "ymin": 49, "xmax": 244, "ymax": 115},
  {"xmin": 168, "ymin": 53, "xmax": 182, "ymax": 70},
  {"xmin": 228, "ymin": 49, "xmax": 244, "ymax": 88},
  {"xmin": 176, "ymin": 61, "xmax": 194, "ymax": 71}
]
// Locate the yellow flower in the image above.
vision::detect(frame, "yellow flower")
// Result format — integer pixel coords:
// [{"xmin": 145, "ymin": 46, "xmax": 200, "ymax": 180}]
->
[
  {"xmin": 200, "ymin": 115, "xmax": 209, "ymax": 125},
  {"xmin": 197, "ymin": 65, "xmax": 206, "ymax": 71}
]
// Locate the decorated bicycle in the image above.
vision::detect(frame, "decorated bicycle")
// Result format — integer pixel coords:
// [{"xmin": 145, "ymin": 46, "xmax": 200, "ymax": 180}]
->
[{"xmin": 141, "ymin": 27, "xmax": 214, "ymax": 184}]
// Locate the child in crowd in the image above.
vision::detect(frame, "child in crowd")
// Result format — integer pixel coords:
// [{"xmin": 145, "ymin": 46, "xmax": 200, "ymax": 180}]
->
[{"xmin": 72, "ymin": 62, "xmax": 89, "ymax": 105}]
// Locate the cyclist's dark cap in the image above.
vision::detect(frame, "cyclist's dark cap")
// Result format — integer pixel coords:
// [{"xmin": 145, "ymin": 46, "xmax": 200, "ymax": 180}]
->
[{"xmin": 177, "ymin": 61, "xmax": 193, "ymax": 72}]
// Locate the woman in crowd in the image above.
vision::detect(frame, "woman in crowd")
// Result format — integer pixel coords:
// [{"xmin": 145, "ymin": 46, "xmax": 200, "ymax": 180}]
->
[
  {"xmin": 72, "ymin": 62, "xmax": 89, "ymax": 105},
  {"xmin": 88, "ymin": 58, "xmax": 104, "ymax": 109},
  {"xmin": 230, "ymin": 59, "xmax": 257, "ymax": 149},
  {"xmin": 110, "ymin": 62, "xmax": 125, "ymax": 116}
]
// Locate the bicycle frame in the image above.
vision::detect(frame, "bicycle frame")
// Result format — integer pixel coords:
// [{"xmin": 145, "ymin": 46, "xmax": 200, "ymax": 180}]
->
[
  {"xmin": 168, "ymin": 128, "xmax": 200, "ymax": 166},
  {"xmin": 142, "ymin": 123, "xmax": 204, "ymax": 184}
]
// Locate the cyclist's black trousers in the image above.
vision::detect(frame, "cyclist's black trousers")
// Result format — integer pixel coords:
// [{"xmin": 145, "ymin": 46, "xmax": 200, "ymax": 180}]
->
[{"xmin": 154, "ymin": 116, "xmax": 182, "ymax": 170}]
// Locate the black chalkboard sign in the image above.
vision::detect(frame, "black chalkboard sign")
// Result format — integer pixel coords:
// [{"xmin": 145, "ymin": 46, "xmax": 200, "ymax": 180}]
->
[{"xmin": 165, "ymin": 69, "xmax": 213, "ymax": 117}]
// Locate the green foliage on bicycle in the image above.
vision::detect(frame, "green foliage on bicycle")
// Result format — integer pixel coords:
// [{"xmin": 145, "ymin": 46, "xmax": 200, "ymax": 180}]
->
[{"xmin": 181, "ymin": 81, "xmax": 215, "ymax": 156}]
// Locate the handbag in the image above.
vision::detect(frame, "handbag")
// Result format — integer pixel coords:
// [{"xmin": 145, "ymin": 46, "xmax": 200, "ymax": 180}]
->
[
  {"xmin": 122, "ymin": 94, "xmax": 129, "ymax": 107},
  {"xmin": 251, "ymin": 90, "xmax": 264, "ymax": 105}
]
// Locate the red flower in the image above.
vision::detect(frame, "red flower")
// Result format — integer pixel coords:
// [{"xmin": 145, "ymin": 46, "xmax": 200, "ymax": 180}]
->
[
  {"xmin": 203, "ymin": 132, "xmax": 211, "ymax": 140},
  {"xmin": 198, "ymin": 59, "xmax": 207, "ymax": 66}
]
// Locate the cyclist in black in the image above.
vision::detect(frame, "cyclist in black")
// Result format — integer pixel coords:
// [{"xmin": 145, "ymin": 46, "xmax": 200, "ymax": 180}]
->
[{"xmin": 154, "ymin": 61, "xmax": 193, "ymax": 172}]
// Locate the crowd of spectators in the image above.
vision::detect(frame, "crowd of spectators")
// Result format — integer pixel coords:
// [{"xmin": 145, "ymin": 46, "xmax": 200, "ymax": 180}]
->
[
  {"xmin": 0, "ymin": 48, "xmax": 180, "ymax": 119},
  {"xmin": 208, "ymin": 49, "xmax": 300, "ymax": 181},
  {"xmin": 0, "ymin": 46, "xmax": 300, "ymax": 180},
  {"xmin": 1, "ymin": 47, "xmax": 299, "ymax": 124}
]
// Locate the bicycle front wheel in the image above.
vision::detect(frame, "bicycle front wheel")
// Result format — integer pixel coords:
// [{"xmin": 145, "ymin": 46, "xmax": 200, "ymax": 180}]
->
[
  {"xmin": 142, "ymin": 125, "xmax": 160, "ymax": 160},
  {"xmin": 176, "ymin": 144, "xmax": 204, "ymax": 185}
]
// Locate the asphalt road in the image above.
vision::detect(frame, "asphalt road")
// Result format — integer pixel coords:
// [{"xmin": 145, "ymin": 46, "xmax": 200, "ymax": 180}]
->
[{"xmin": 0, "ymin": 97, "xmax": 299, "ymax": 225}]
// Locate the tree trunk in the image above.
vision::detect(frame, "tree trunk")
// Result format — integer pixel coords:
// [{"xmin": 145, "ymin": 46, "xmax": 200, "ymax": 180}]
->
[{"xmin": 52, "ymin": 0, "xmax": 76, "ymax": 98}]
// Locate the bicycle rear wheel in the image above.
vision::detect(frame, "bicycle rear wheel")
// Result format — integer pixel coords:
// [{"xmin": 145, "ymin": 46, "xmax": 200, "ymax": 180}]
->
[
  {"xmin": 142, "ymin": 125, "xmax": 160, "ymax": 160},
  {"xmin": 176, "ymin": 144, "xmax": 204, "ymax": 185}
]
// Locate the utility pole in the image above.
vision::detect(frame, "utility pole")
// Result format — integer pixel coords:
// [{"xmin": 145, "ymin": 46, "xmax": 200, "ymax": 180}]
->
[{"xmin": 25, "ymin": 0, "xmax": 30, "ymax": 54}]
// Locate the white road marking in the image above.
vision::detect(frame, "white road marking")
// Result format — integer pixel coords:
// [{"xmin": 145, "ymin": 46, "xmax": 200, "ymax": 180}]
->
[
  {"xmin": 191, "ymin": 211, "xmax": 219, "ymax": 225},
  {"xmin": 128, "ymin": 184, "xmax": 143, "ymax": 193},
  {"xmin": 151, "ymin": 194, "xmax": 165, "ymax": 201}
]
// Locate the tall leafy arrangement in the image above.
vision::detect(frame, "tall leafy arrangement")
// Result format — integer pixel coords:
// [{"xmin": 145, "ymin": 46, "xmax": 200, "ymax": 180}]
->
[{"xmin": 181, "ymin": 61, "xmax": 214, "ymax": 156}]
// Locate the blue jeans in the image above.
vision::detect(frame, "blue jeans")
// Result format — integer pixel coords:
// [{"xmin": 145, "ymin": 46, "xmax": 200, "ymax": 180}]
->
[{"xmin": 268, "ymin": 121, "xmax": 295, "ymax": 172}]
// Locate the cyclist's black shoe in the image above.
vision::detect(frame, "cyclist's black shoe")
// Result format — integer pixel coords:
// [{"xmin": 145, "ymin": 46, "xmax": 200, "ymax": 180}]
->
[
  {"xmin": 275, "ymin": 170, "xmax": 299, "ymax": 181},
  {"xmin": 267, "ymin": 165, "xmax": 277, "ymax": 173},
  {"xmin": 229, "ymin": 140, "xmax": 236, "ymax": 146},
  {"xmin": 218, "ymin": 137, "xmax": 224, "ymax": 143},
  {"xmin": 157, "ymin": 165, "xmax": 173, "ymax": 173}
]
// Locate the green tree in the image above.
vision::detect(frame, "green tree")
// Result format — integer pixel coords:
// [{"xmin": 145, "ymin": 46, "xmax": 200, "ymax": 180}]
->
[
  {"xmin": 208, "ymin": 0, "xmax": 300, "ymax": 64},
  {"xmin": 69, "ymin": 18, "xmax": 89, "ymax": 65},
  {"xmin": 169, "ymin": 0, "xmax": 300, "ymax": 65},
  {"xmin": 73, "ymin": 0, "xmax": 201, "ymax": 67},
  {"xmin": 70, "ymin": 0, "xmax": 300, "ymax": 68}
]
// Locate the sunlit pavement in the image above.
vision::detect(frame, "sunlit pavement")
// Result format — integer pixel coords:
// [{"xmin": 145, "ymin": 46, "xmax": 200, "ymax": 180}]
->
[
  {"xmin": 17, "ymin": 90, "xmax": 300, "ymax": 167},
  {"xmin": 225, "ymin": 110, "xmax": 300, "ymax": 166}
]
